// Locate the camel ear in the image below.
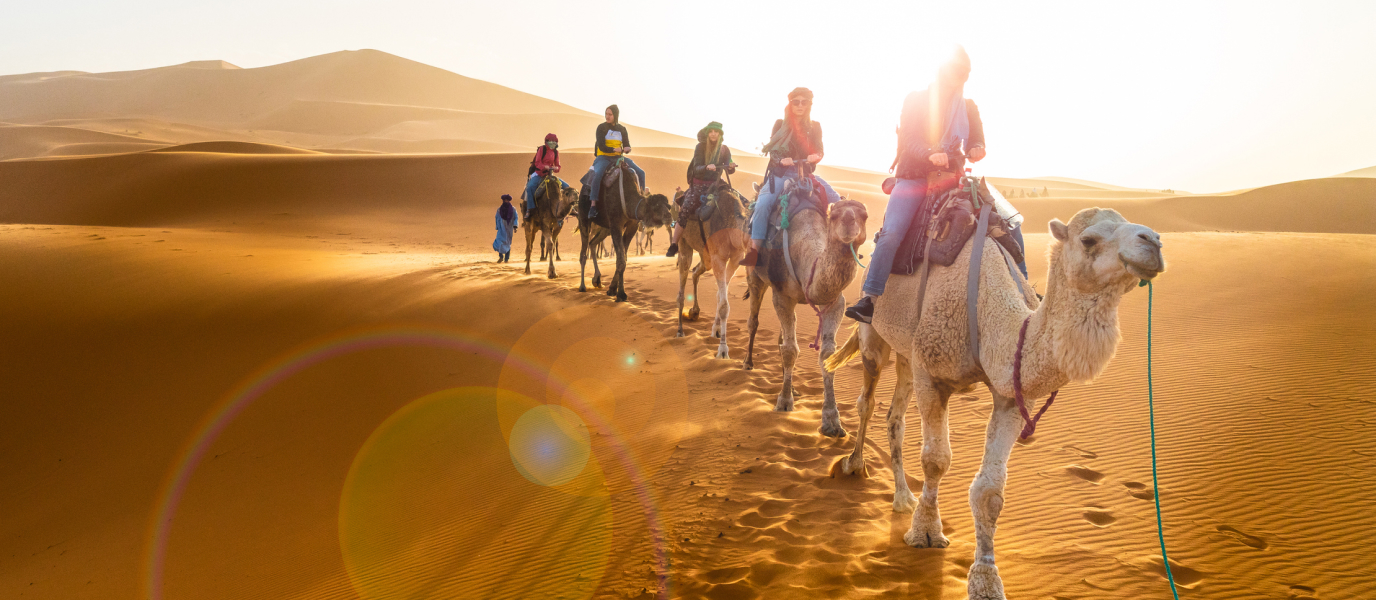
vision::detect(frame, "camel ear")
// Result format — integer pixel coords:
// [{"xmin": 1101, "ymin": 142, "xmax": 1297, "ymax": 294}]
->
[{"xmin": 1049, "ymin": 219, "xmax": 1069, "ymax": 242}]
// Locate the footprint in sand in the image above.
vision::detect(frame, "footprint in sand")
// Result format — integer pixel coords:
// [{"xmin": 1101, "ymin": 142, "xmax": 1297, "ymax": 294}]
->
[
  {"xmin": 1288, "ymin": 585, "xmax": 1319, "ymax": 600},
  {"xmin": 1216, "ymin": 525, "xmax": 1268, "ymax": 549},
  {"xmin": 1063, "ymin": 445, "xmax": 1099, "ymax": 459},
  {"xmin": 1123, "ymin": 481, "xmax": 1155, "ymax": 500},
  {"xmin": 1082, "ymin": 508, "xmax": 1116, "ymax": 527},
  {"xmin": 1065, "ymin": 464, "xmax": 1105, "ymax": 484}
]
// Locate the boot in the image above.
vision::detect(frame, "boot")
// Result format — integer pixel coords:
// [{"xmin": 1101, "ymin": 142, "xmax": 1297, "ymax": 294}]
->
[
  {"xmin": 588, "ymin": 203, "xmax": 599, "ymax": 219},
  {"xmin": 666, "ymin": 242, "xmax": 679, "ymax": 258},
  {"xmin": 738, "ymin": 248, "xmax": 759, "ymax": 267},
  {"xmin": 845, "ymin": 296, "xmax": 875, "ymax": 324}
]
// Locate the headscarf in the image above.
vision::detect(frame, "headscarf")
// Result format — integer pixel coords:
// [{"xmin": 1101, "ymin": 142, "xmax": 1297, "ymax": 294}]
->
[
  {"xmin": 762, "ymin": 87, "xmax": 818, "ymax": 158},
  {"xmin": 501, "ymin": 194, "xmax": 512, "ymax": 202},
  {"xmin": 698, "ymin": 121, "xmax": 724, "ymax": 165},
  {"xmin": 606, "ymin": 104, "xmax": 620, "ymax": 125}
]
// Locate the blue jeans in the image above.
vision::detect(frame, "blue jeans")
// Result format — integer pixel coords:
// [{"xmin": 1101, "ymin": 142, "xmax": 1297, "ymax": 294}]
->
[
  {"xmin": 523, "ymin": 173, "xmax": 572, "ymax": 210},
  {"xmin": 749, "ymin": 172, "xmax": 842, "ymax": 241},
  {"xmin": 589, "ymin": 155, "xmax": 645, "ymax": 204},
  {"xmin": 861, "ymin": 177, "xmax": 929, "ymax": 296}
]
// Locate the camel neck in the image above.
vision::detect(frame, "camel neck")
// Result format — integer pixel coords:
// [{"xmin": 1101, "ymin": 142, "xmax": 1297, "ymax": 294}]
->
[
  {"xmin": 1034, "ymin": 245, "xmax": 1125, "ymax": 383},
  {"xmin": 806, "ymin": 236, "xmax": 857, "ymax": 303}
]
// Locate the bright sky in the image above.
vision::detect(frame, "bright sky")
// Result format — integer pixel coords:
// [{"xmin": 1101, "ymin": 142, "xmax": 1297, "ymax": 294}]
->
[{"xmin": 3, "ymin": 1, "xmax": 1373, "ymax": 193}]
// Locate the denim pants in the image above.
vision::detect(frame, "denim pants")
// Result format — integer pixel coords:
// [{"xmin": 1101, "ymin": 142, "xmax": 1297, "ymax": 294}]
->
[
  {"xmin": 523, "ymin": 173, "xmax": 572, "ymax": 210},
  {"xmin": 749, "ymin": 172, "xmax": 842, "ymax": 241},
  {"xmin": 589, "ymin": 155, "xmax": 646, "ymax": 204},
  {"xmin": 861, "ymin": 177, "xmax": 929, "ymax": 297}
]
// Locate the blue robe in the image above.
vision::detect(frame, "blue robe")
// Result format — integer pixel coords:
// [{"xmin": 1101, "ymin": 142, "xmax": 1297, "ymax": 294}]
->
[{"xmin": 493, "ymin": 207, "xmax": 516, "ymax": 253}]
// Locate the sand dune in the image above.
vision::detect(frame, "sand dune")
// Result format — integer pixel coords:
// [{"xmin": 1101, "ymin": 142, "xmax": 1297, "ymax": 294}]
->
[
  {"xmin": 2, "ymin": 49, "xmax": 1374, "ymax": 600},
  {"xmin": 1336, "ymin": 164, "xmax": 1376, "ymax": 177}
]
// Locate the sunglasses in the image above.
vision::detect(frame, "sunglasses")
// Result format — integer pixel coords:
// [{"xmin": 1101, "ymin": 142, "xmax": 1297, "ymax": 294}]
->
[{"xmin": 790, "ymin": 98, "xmax": 812, "ymax": 107}]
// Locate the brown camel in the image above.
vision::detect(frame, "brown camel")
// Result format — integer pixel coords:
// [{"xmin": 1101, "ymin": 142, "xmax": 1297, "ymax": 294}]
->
[
  {"xmin": 825, "ymin": 207, "xmax": 1165, "ymax": 599},
  {"xmin": 523, "ymin": 175, "xmax": 577, "ymax": 278},
  {"xmin": 674, "ymin": 182, "xmax": 749, "ymax": 360},
  {"xmin": 576, "ymin": 160, "xmax": 665, "ymax": 301},
  {"xmin": 743, "ymin": 180, "xmax": 868, "ymax": 438}
]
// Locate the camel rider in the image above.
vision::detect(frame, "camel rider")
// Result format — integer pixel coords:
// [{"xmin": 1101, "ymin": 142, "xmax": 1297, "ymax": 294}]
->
[
  {"xmin": 846, "ymin": 46, "xmax": 989, "ymax": 324},
  {"xmin": 522, "ymin": 133, "xmax": 573, "ymax": 220},
  {"xmin": 740, "ymin": 87, "xmax": 843, "ymax": 267},
  {"xmin": 666, "ymin": 121, "xmax": 736, "ymax": 258},
  {"xmin": 588, "ymin": 104, "xmax": 646, "ymax": 219}
]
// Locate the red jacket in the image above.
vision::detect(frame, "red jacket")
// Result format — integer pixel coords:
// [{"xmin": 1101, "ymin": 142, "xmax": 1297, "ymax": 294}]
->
[{"xmin": 530, "ymin": 133, "xmax": 561, "ymax": 176}]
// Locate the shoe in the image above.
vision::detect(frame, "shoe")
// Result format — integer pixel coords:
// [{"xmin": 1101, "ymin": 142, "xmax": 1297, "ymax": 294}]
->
[
  {"xmin": 588, "ymin": 204, "xmax": 599, "ymax": 219},
  {"xmin": 845, "ymin": 296, "xmax": 875, "ymax": 324},
  {"xmin": 738, "ymin": 248, "xmax": 759, "ymax": 267},
  {"xmin": 666, "ymin": 244, "xmax": 678, "ymax": 258}
]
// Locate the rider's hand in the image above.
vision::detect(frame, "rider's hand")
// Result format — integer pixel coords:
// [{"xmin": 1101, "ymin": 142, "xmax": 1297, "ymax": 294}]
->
[
  {"xmin": 706, "ymin": 164, "xmax": 716, "ymax": 171},
  {"xmin": 929, "ymin": 152, "xmax": 949, "ymax": 168},
  {"xmin": 968, "ymin": 147, "xmax": 986, "ymax": 162},
  {"xmin": 807, "ymin": 153, "xmax": 821, "ymax": 164},
  {"xmin": 621, "ymin": 147, "xmax": 631, "ymax": 155},
  {"xmin": 780, "ymin": 158, "xmax": 795, "ymax": 167}
]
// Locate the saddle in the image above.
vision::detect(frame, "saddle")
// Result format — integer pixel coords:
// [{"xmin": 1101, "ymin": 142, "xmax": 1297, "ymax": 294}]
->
[
  {"xmin": 688, "ymin": 181, "xmax": 741, "ymax": 222},
  {"xmin": 890, "ymin": 173, "xmax": 1023, "ymax": 275},
  {"xmin": 750, "ymin": 176, "xmax": 828, "ymax": 286}
]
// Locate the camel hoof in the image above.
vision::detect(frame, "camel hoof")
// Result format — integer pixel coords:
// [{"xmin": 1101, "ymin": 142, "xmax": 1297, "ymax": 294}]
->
[
  {"xmin": 606, "ymin": 286, "xmax": 617, "ymax": 297},
  {"xmin": 832, "ymin": 455, "xmax": 868, "ymax": 478},
  {"xmin": 966, "ymin": 563, "xmax": 1005, "ymax": 600},
  {"xmin": 687, "ymin": 307, "xmax": 700, "ymax": 320},
  {"xmin": 676, "ymin": 330, "xmax": 685, "ymax": 338},
  {"xmin": 547, "ymin": 272, "xmax": 556, "ymax": 279},
  {"xmin": 904, "ymin": 506, "xmax": 949, "ymax": 548},
  {"xmin": 893, "ymin": 490, "xmax": 918, "ymax": 513},
  {"xmin": 616, "ymin": 292, "xmax": 628, "ymax": 302},
  {"xmin": 774, "ymin": 394, "xmax": 795, "ymax": 412},
  {"xmin": 714, "ymin": 347, "xmax": 729, "ymax": 360},
  {"xmin": 819, "ymin": 414, "xmax": 847, "ymax": 438},
  {"xmin": 578, "ymin": 284, "xmax": 587, "ymax": 292}
]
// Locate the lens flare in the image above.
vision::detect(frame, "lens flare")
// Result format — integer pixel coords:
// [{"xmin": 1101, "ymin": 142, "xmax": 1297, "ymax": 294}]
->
[{"xmin": 508, "ymin": 404, "xmax": 591, "ymax": 487}]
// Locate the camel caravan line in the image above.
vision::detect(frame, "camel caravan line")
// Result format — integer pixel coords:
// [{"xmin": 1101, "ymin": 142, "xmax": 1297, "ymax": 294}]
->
[{"xmin": 504, "ymin": 76, "xmax": 1167, "ymax": 596}]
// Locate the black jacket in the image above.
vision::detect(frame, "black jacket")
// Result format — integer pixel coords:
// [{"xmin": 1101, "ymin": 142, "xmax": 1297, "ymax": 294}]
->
[
  {"xmin": 687, "ymin": 143, "xmax": 735, "ymax": 184},
  {"xmin": 894, "ymin": 89, "xmax": 985, "ymax": 180},
  {"xmin": 595, "ymin": 122, "xmax": 631, "ymax": 156}
]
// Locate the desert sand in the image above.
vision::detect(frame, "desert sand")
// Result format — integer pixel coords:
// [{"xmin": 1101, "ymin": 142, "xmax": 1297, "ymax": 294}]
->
[{"xmin": 2, "ymin": 51, "xmax": 1374, "ymax": 600}]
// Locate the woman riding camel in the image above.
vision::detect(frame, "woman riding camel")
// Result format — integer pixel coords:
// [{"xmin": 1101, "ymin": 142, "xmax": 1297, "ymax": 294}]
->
[
  {"xmin": 588, "ymin": 104, "xmax": 646, "ymax": 219},
  {"xmin": 665, "ymin": 121, "xmax": 736, "ymax": 258},
  {"xmin": 845, "ymin": 46, "xmax": 987, "ymax": 323},
  {"xmin": 522, "ymin": 133, "xmax": 572, "ymax": 220},
  {"xmin": 741, "ymin": 87, "xmax": 842, "ymax": 267}
]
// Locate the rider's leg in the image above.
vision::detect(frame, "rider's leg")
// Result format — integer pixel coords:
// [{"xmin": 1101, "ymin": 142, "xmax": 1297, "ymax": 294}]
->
[
  {"xmin": 740, "ymin": 176, "xmax": 783, "ymax": 266},
  {"xmin": 1011, "ymin": 223, "xmax": 1029, "ymax": 279},
  {"xmin": 860, "ymin": 178, "xmax": 927, "ymax": 297},
  {"xmin": 847, "ymin": 178, "xmax": 927, "ymax": 322},
  {"xmin": 815, "ymin": 175, "xmax": 842, "ymax": 204},
  {"xmin": 589, "ymin": 156, "xmax": 614, "ymax": 206},
  {"xmin": 624, "ymin": 158, "xmax": 646, "ymax": 190},
  {"xmin": 523, "ymin": 174, "xmax": 540, "ymax": 212}
]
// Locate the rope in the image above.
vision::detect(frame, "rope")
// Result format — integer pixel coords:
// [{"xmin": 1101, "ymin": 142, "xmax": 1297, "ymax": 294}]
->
[
  {"xmin": 1145, "ymin": 279, "xmax": 1180, "ymax": 598},
  {"xmin": 849, "ymin": 243, "xmax": 867, "ymax": 269}
]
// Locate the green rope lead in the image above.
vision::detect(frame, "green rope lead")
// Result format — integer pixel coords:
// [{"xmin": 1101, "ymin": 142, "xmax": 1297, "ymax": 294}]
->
[
  {"xmin": 849, "ymin": 243, "xmax": 868, "ymax": 269},
  {"xmin": 1144, "ymin": 279, "xmax": 1180, "ymax": 599}
]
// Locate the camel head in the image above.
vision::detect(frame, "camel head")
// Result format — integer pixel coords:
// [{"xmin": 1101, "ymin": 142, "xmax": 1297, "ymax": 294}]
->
[
  {"xmin": 643, "ymin": 192, "xmax": 673, "ymax": 228},
  {"xmin": 826, "ymin": 199, "xmax": 868, "ymax": 247},
  {"xmin": 1049, "ymin": 208, "xmax": 1165, "ymax": 295},
  {"xmin": 556, "ymin": 185, "xmax": 579, "ymax": 218}
]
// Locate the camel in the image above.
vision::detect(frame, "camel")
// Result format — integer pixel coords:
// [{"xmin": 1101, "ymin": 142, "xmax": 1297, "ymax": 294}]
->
[
  {"xmin": 673, "ymin": 183, "xmax": 749, "ymax": 359},
  {"xmin": 824, "ymin": 207, "xmax": 1165, "ymax": 599},
  {"xmin": 523, "ymin": 175, "xmax": 577, "ymax": 278},
  {"xmin": 538, "ymin": 229, "xmax": 564, "ymax": 262},
  {"xmin": 743, "ymin": 180, "xmax": 868, "ymax": 438},
  {"xmin": 576, "ymin": 160, "xmax": 666, "ymax": 301}
]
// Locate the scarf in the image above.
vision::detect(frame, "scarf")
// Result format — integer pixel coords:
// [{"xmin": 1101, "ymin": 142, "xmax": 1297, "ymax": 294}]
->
[
  {"xmin": 762, "ymin": 113, "xmax": 816, "ymax": 158},
  {"xmin": 933, "ymin": 84, "xmax": 969, "ymax": 152}
]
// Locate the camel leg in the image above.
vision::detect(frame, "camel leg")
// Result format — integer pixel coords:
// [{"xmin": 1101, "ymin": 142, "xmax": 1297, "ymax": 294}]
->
[
  {"xmin": 838, "ymin": 324, "xmax": 889, "ymax": 477},
  {"xmin": 545, "ymin": 227, "xmax": 557, "ymax": 279},
  {"xmin": 888, "ymin": 355, "xmax": 919, "ymax": 512},
  {"xmin": 711, "ymin": 254, "xmax": 737, "ymax": 359},
  {"xmin": 687, "ymin": 257, "xmax": 706, "ymax": 322},
  {"xmin": 611, "ymin": 227, "xmax": 633, "ymax": 302},
  {"xmin": 903, "ymin": 365, "xmax": 953, "ymax": 547},
  {"xmin": 523, "ymin": 222, "xmax": 537, "ymax": 274},
  {"xmin": 577, "ymin": 223, "xmax": 590, "ymax": 292},
  {"xmin": 743, "ymin": 275, "xmax": 766, "ymax": 371},
  {"xmin": 964, "ymin": 389, "xmax": 1021, "ymax": 599},
  {"xmin": 675, "ymin": 248, "xmax": 692, "ymax": 337},
  {"xmin": 817, "ymin": 298, "xmax": 847, "ymax": 438},
  {"xmin": 772, "ymin": 292, "xmax": 799, "ymax": 412}
]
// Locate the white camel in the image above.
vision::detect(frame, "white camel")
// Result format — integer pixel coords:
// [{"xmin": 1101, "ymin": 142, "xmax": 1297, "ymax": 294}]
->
[{"xmin": 826, "ymin": 207, "xmax": 1165, "ymax": 599}]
